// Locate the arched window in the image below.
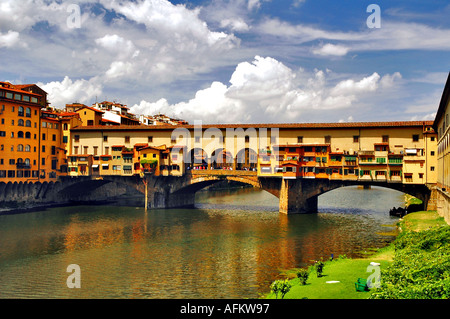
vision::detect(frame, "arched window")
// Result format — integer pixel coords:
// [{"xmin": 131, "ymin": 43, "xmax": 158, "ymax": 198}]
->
[
  {"xmin": 17, "ymin": 144, "xmax": 24, "ymax": 152},
  {"xmin": 25, "ymin": 145, "xmax": 30, "ymax": 152},
  {"xmin": 25, "ymin": 107, "xmax": 31, "ymax": 117},
  {"xmin": 18, "ymin": 131, "xmax": 24, "ymax": 138},
  {"xmin": 63, "ymin": 123, "xmax": 68, "ymax": 130},
  {"xmin": 17, "ymin": 158, "xmax": 23, "ymax": 164},
  {"xmin": 25, "ymin": 158, "xmax": 30, "ymax": 166},
  {"xmin": 25, "ymin": 132, "xmax": 31, "ymax": 139},
  {"xmin": 25, "ymin": 120, "xmax": 31, "ymax": 127},
  {"xmin": 18, "ymin": 119, "xmax": 24, "ymax": 126},
  {"xmin": 18, "ymin": 106, "xmax": 24, "ymax": 116}
]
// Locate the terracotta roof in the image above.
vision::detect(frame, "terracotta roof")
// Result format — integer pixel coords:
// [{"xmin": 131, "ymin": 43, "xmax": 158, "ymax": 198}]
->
[
  {"xmin": 77, "ymin": 106, "xmax": 104, "ymax": 114},
  {"xmin": 71, "ymin": 121, "xmax": 434, "ymax": 132}
]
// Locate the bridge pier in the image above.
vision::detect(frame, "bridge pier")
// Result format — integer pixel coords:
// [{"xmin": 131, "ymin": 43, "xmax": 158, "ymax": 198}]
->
[{"xmin": 279, "ymin": 179, "xmax": 318, "ymax": 214}]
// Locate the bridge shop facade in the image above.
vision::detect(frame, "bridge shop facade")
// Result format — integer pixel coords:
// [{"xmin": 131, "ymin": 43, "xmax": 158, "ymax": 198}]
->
[{"xmin": 63, "ymin": 121, "xmax": 438, "ymax": 214}]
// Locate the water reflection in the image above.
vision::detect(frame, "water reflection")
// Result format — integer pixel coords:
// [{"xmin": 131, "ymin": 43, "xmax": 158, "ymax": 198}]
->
[{"xmin": 0, "ymin": 186, "xmax": 403, "ymax": 298}]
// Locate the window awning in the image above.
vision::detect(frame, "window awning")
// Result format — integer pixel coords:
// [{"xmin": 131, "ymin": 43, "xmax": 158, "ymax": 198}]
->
[
  {"xmin": 102, "ymin": 164, "xmax": 109, "ymax": 167},
  {"xmin": 92, "ymin": 164, "xmax": 99, "ymax": 168},
  {"xmin": 405, "ymin": 149, "xmax": 417, "ymax": 154}
]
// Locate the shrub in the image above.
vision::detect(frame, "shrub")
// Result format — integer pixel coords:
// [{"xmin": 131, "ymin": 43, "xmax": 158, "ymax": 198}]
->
[
  {"xmin": 370, "ymin": 226, "xmax": 450, "ymax": 299},
  {"xmin": 270, "ymin": 279, "xmax": 292, "ymax": 299},
  {"xmin": 296, "ymin": 268, "xmax": 309, "ymax": 285},
  {"xmin": 314, "ymin": 260, "xmax": 325, "ymax": 277}
]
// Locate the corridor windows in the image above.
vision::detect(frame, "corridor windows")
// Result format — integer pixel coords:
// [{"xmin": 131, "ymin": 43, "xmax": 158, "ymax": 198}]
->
[{"xmin": 412, "ymin": 134, "xmax": 419, "ymax": 142}]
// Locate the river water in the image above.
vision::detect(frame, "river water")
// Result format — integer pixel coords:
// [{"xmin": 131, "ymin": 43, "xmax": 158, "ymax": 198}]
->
[{"xmin": 0, "ymin": 186, "xmax": 404, "ymax": 299}]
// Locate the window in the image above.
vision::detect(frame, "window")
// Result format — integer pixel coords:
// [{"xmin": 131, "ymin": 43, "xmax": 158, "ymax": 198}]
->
[
  {"xmin": 148, "ymin": 136, "xmax": 153, "ymax": 143},
  {"xmin": 325, "ymin": 136, "xmax": 331, "ymax": 144},
  {"xmin": 9, "ymin": 159, "xmax": 15, "ymax": 165},
  {"xmin": 18, "ymin": 131, "xmax": 24, "ymax": 138},
  {"xmin": 353, "ymin": 136, "xmax": 359, "ymax": 143},
  {"xmin": 104, "ymin": 147, "xmax": 109, "ymax": 155},
  {"xmin": 25, "ymin": 108, "xmax": 31, "ymax": 117},
  {"xmin": 63, "ymin": 123, "xmax": 68, "ymax": 130},
  {"xmin": 245, "ymin": 136, "xmax": 250, "ymax": 143},
  {"xmin": 52, "ymin": 134, "xmax": 56, "ymax": 141},
  {"xmin": 93, "ymin": 146, "xmax": 98, "ymax": 156},
  {"xmin": 17, "ymin": 144, "xmax": 23, "ymax": 152},
  {"xmin": 74, "ymin": 135, "xmax": 80, "ymax": 142},
  {"xmin": 25, "ymin": 120, "xmax": 31, "ymax": 127},
  {"xmin": 25, "ymin": 145, "xmax": 30, "ymax": 152},
  {"xmin": 52, "ymin": 146, "xmax": 56, "ymax": 155},
  {"xmin": 63, "ymin": 136, "xmax": 68, "ymax": 144},
  {"xmin": 42, "ymin": 145, "xmax": 45, "ymax": 153},
  {"xmin": 297, "ymin": 136, "xmax": 303, "ymax": 144},
  {"xmin": 0, "ymin": 131, "xmax": 5, "ymax": 137},
  {"xmin": 103, "ymin": 136, "xmax": 108, "ymax": 142},
  {"xmin": 431, "ymin": 166, "xmax": 435, "ymax": 171},
  {"xmin": 431, "ymin": 151, "xmax": 435, "ymax": 156},
  {"xmin": 382, "ymin": 135, "xmax": 389, "ymax": 143},
  {"xmin": 125, "ymin": 136, "xmax": 130, "ymax": 143},
  {"xmin": 25, "ymin": 132, "xmax": 31, "ymax": 139},
  {"xmin": 42, "ymin": 121, "xmax": 47, "ymax": 128},
  {"xmin": 412, "ymin": 134, "xmax": 419, "ymax": 142},
  {"xmin": 18, "ymin": 119, "xmax": 24, "ymax": 126},
  {"xmin": 42, "ymin": 133, "xmax": 46, "ymax": 140},
  {"xmin": 83, "ymin": 146, "xmax": 88, "ymax": 155},
  {"xmin": 74, "ymin": 146, "xmax": 78, "ymax": 155},
  {"xmin": 18, "ymin": 106, "xmax": 24, "ymax": 116},
  {"xmin": 431, "ymin": 136, "xmax": 435, "ymax": 141},
  {"xmin": 42, "ymin": 158, "xmax": 45, "ymax": 165}
]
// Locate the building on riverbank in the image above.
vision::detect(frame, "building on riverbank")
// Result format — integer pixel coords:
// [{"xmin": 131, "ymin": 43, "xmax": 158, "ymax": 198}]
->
[
  {"xmin": 68, "ymin": 121, "xmax": 437, "ymax": 187},
  {"xmin": 433, "ymin": 72, "xmax": 450, "ymax": 224}
]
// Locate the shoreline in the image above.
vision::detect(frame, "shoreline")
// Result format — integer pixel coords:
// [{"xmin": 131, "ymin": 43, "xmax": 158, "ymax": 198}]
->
[{"xmin": 263, "ymin": 209, "xmax": 448, "ymax": 299}]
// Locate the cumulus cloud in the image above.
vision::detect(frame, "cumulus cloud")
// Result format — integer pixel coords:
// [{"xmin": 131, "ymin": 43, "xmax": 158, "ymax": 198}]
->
[
  {"xmin": 130, "ymin": 56, "xmax": 401, "ymax": 123},
  {"xmin": 39, "ymin": 76, "xmax": 103, "ymax": 108}
]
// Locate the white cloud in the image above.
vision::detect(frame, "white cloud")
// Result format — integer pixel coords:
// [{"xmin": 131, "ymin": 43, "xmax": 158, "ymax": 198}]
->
[
  {"xmin": 312, "ymin": 43, "xmax": 349, "ymax": 56},
  {"xmin": 0, "ymin": 30, "xmax": 23, "ymax": 48},
  {"xmin": 39, "ymin": 76, "xmax": 103, "ymax": 108},
  {"xmin": 130, "ymin": 56, "xmax": 400, "ymax": 123}
]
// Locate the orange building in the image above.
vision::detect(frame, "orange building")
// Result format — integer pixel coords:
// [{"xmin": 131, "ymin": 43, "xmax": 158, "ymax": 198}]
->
[
  {"xmin": 40, "ymin": 110, "xmax": 68, "ymax": 179},
  {"xmin": 76, "ymin": 106, "xmax": 104, "ymax": 126},
  {"xmin": 0, "ymin": 82, "xmax": 46, "ymax": 182}
]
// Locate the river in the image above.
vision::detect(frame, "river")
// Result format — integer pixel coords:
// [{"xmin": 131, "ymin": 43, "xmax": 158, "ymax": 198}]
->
[{"xmin": 0, "ymin": 186, "xmax": 404, "ymax": 299}]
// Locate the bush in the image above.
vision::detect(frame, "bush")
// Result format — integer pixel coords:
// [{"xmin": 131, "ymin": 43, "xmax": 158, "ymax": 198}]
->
[
  {"xmin": 296, "ymin": 268, "xmax": 309, "ymax": 285},
  {"xmin": 314, "ymin": 260, "xmax": 325, "ymax": 277},
  {"xmin": 370, "ymin": 226, "xmax": 450, "ymax": 299},
  {"xmin": 270, "ymin": 279, "xmax": 292, "ymax": 299}
]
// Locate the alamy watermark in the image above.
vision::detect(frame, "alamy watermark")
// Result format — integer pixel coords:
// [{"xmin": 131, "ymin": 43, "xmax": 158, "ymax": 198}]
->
[
  {"xmin": 170, "ymin": 121, "xmax": 279, "ymax": 165},
  {"xmin": 366, "ymin": 4, "xmax": 381, "ymax": 29},
  {"xmin": 66, "ymin": 264, "xmax": 81, "ymax": 288}
]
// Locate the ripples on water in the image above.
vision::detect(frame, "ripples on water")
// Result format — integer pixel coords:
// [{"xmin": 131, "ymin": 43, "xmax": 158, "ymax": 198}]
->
[{"xmin": 0, "ymin": 186, "xmax": 403, "ymax": 299}]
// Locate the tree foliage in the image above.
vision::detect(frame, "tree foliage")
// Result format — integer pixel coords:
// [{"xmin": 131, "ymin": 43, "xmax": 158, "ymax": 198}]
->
[{"xmin": 370, "ymin": 227, "xmax": 450, "ymax": 299}]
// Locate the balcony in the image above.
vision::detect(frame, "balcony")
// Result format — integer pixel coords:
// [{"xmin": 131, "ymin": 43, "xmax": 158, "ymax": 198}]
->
[{"xmin": 359, "ymin": 151, "xmax": 375, "ymax": 156}]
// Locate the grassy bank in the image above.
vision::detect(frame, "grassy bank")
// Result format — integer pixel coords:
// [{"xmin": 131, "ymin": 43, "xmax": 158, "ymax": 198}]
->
[{"xmin": 265, "ymin": 210, "xmax": 449, "ymax": 299}]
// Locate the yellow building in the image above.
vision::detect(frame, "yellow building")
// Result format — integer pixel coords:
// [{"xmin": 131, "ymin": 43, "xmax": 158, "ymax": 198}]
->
[
  {"xmin": 69, "ymin": 122, "xmax": 436, "ymax": 185},
  {"xmin": 433, "ymin": 72, "xmax": 450, "ymax": 223},
  {"xmin": 76, "ymin": 106, "xmax": 104, "ymax": 126}
]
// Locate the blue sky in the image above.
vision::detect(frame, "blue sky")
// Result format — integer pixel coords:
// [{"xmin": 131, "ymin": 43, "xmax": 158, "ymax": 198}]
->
[{"xmin": 1, "ymin": 0, "xmax": 449, "ymax": 124}]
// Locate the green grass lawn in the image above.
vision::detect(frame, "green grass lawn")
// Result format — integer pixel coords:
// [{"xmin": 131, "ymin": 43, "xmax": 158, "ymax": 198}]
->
[{"xmin": 265, "ymin": 210, "xmax": 447, "ymax": 299}]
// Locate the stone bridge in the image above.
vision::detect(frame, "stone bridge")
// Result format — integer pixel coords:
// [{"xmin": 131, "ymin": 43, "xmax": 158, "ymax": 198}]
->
[{"xmin": 0, "ymin": 170, "xmax": 436, "ymax": 213}]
